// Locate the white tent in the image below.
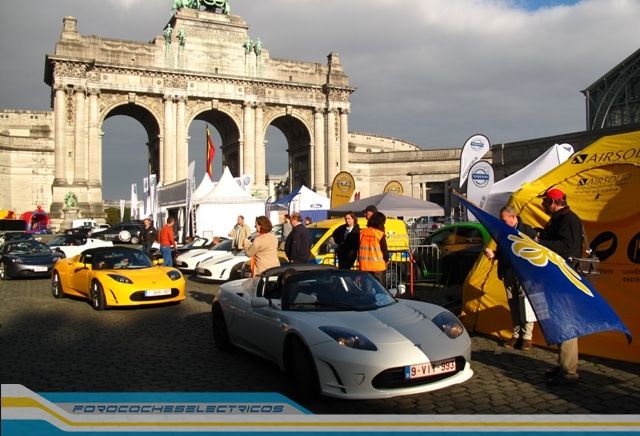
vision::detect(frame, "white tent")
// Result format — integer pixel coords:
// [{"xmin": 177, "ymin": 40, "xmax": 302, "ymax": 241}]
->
[
  {"xmin": 269, "ymin": 185, "xmax": 330, "ymax": 222},
  {"xmin": 483, "ymin": 143, "xmax": 574, "ymax": 216},
  {"xmin": 192, "ymin": 173, "xmax": 216, "ymax": 203},
  {"xmin": 194, "ymin": 167, "xmax": 264, "ymax": 239}
]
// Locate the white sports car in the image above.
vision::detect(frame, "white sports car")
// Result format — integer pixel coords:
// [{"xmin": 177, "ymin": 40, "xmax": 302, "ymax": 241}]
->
[
  {"xmin": 174, "ymin": 239, "xmax": 234, "ymax": 271},
  {"xmin": 47, "ymin": 235, "xmax": 113, "ymax": 259},
  {"xmin": 211, "ymin": 265, "xmax": 473, "ymax": 400},
  {"xmin": 195, "ymin": 252, "xmax": 249, "ymax": 282}
]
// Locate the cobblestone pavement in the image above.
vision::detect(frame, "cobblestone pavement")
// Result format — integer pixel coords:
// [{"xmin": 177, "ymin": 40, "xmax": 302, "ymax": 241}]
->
[{"xmin": 1, "ymin": 274, "xmax": 639, "ymax": 414}]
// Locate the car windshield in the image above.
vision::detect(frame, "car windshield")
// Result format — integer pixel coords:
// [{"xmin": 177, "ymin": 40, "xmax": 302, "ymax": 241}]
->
[
  {"xmin": 91, "ymin": 250, "xmax": 152, "ymax": 269},
  {"xmin": 211, "ymin": 239, "xmax": 232, "ymax": 251},
  {"xmin": 282, "ymin": 270, "xmax": 396, "ymax": 312},
  {"xmin": 307, "ymin": 227, "xmax": 329, "ymax": 247},
  {"xmin": 7, "ymin": 240, "xmax": 51, "ymax": 255}
]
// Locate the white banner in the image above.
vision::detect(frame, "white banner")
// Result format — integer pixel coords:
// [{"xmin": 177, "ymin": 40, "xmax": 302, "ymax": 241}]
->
[
  {"xmin": 130, "ymin": 184, "xmax": 138, "ymax": 220},
  {"xmin": 149, "ymin": 174, "xmax": 157, "ymax": 225},
  {"xmin": 466, "ymin": 160, "xmax": 494, "ymax": 221},
  {"xmin": 119, "ymin": 199, "xmax": 126, "ymax": 222},
  {"xmin": 186, "ymin": 161, "xmax": 195, "ymax": 237},
  {"xmin": 459, "ymin": 134, "xmax": 491, "ymax": 188}
]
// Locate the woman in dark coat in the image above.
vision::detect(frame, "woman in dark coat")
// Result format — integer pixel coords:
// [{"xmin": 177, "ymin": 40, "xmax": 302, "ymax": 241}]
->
[{"xmin": 331, "ymin": 212, "xmax": 360, "ymax": 270}]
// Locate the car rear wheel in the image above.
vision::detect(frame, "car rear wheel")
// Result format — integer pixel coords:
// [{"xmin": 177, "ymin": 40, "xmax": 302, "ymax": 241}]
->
[
  {"xmin": 51, "ymin": 272, "xmax": 65, "ymax": 298},
  {"xmin": 130, "ymin": 235, "xmax": 140, "ymax": 245},
  {"xmin": 0, "ymin": 263, "xmax": 9, "ymax": 280},
  {"xmin": 90, "ymin": 281, "xmax": 106, "ymax": 311},
  {"xmin": 211, "ymin": 304, "xmax": 231, "ymax": 350},
  {"xmin": 289, "ymin": 337, "xmax": 320, "ymax": 400}
]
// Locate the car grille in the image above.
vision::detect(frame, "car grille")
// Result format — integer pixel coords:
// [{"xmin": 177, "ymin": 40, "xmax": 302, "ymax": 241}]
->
[
  {"xmin": 130, "ymin": 289, "xmax": 181, "ymax": 301},
  {"xmin": 371, "ymin": 356, "xmax": 467, "ymax": 390}
]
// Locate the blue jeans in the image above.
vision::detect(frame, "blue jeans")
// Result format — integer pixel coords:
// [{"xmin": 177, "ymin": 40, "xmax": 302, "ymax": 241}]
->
[{"xmin": 160, "ymin": 246, "xmax": 173, "ymax": 267}]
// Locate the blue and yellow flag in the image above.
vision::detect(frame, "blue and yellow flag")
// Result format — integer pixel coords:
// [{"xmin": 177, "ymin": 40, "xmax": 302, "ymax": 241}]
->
[{"xmin": 455, "ymin": 192, "xmax": 632, "ymax": 346}]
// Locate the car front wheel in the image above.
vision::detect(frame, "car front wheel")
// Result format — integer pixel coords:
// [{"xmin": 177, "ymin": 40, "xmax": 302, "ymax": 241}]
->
[
  {"xmin": 0, "ymin": 263, "xmax": 9, "ymax": 280},
  {"xmin": 90, "ymin": 281, "xmax": 106, "ymax": 311},
  {"xmin": 211, "ymin": 304, "xmax": 231, "ymax": 350},
  {"xmin": 52, "ymin": 272, "xmax": 65, "ymax": 298},
  {"xmin": 130, "ymin": 235, "xmax": 140, "ymax": 245},
  {"xmin": 289, "ymin": 337, "xmax": 320, "ymax": 400}
]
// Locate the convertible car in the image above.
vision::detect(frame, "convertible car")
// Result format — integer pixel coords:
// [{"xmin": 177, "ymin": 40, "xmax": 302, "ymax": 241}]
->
[
  {"xmin": 174, "ymin": 238, "xmax": 234, "ymax": 271},
  {"xmin": 0, "ymin": 239, "xmax": 62, "ymax": 280},
  {"xmin": 47, "ymin": 234, "xmax": 113, "ymax": 258},
  {"xmin": 51, "ymin": 246, "xmax": 186, "ymax": 310},
  {"xmin": 211, "ymin": 265, "xmax": 473, "ymax": 400},
  {"xmin": 195, "ymin": 251, "xmax": 249, "ymax": 282}
]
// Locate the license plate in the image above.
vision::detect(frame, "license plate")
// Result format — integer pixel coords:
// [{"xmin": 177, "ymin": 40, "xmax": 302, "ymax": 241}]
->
[
  {"xmin": 32, "ymin": 266, "xmax": 48, "ymax": 272},
  {"xmin": 404, "ymin": 359, "xmax": 456, "ymax": 380},
  {"xmin": 145, "ymin": 289, "xmax": 172, "ymax": 297}
]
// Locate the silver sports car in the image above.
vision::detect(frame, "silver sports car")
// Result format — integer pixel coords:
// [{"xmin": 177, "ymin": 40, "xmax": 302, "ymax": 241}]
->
[{"xmin": 211, "ymin": 265, "xmax": 473, "ymax": 400}]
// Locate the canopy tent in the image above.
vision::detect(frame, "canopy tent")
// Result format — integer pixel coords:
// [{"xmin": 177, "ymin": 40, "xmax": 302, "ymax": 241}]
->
[
  {"xmin": 268, "ymin": 185, "xmax": 330, "ymax": 222},
  {"xmin": 461, "ymin": 130, "xmax": 640, "ymax": 363},
  {"xmin": 483, "ymin": 143, "xmax": 574, "ymax": 216},
  {"xmin": 330, "ymin": 192, "xmax": 444, "ymax": 218},
  {"xmin": 192, "ymin": 173, "xmax": 216, "ymax": 203},
  {"xmin": 194, "ymin": 167, "xmax": 264, "ymax": 239}
]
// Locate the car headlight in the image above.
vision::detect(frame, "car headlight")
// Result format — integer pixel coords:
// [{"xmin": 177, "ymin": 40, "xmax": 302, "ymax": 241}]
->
[
  {"xmin": 319, "ymin": 326, "xmax": 377, "ymax": 351},
  {"xmin": 107, "ymin": 274, "xmax": 133, "ymax": 284},
  {"xmin": 431, "ymin": 311, "xmax": 465, "ymax": 339},
  {"xmin": 167, "ymin": 270, "xmax": 182, "ymax": 281},
  {"xmin": 10, "ymin": 257, "xmax": 24, "ymax": 264}
]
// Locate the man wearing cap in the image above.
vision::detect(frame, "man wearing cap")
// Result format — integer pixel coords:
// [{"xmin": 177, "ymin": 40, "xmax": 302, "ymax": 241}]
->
[{"xmin": 537, "ymin": 187, "xmax": 584, "ymax": 386}]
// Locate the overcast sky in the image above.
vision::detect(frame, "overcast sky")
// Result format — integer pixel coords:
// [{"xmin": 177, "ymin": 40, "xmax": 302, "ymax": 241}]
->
[{"xmin": 1, "ymin": 0, "xmax": 639, "ymax": 200}]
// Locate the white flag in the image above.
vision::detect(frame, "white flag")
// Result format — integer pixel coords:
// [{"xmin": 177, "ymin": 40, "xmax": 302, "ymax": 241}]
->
[
  {"xmin": 465, "ymin": 160, "xmax": 494, "ymax": 221},
  {"xmin": 459, "ymin": 134, "xmax": 490, "ymax": 188},
  {"xmin": 119, "ymin": 199, "xmax": 126, "ymax": 222},
  {"xmin": 130, "ymin": 184, "xmax": 138, "ymax": 220}
]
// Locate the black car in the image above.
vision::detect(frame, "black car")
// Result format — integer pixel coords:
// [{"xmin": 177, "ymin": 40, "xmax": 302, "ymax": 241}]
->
[
  {"xmin": 0, "ymin": 240, "xmax": 62, "ymax": 280},
  {"xmin": 95, "ymin": 222, "xmax": 144, "ymax": 244},
  {"xmin": 62, "ymin": 226, "xmax": 94, "ymax": 236},
  {"xmin": 0, "ymin": 232, "xmax": 35, "ymax": 244}
]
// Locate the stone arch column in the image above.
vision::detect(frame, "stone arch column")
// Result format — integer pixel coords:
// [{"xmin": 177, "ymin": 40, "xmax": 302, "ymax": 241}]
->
[
  {"xmin": 339, "ymin": 108, "xmax": 349, "ymax": 171},
  {"xmin": 163, "ymin": 94, "xmax": 176, "ymax": 184},
  {"xmin": 53, "ymin": 84, "xmax": 67, "ymax": 186},
  {"xmin": 175, "ymin": 95, "xmax": 187, "ymax": 181},
  {"xmin": 242, "ymin": 101, "xmax": 255, "ymax": 178},
  {"xmin": 73, "ymin": 86, "xmax": 87, "ymax": 186},
  {"xmin": 313, "ymin": 107, "xmax": 326, "ymax": 194},
  {"xmin": 254, "ymin": 103, "xmax": 265, "ymax": 192},
  {"xmin": 87, "ymin": 87, "xmax": 103, "ymax": 214},
  {"xmin": 326, "ymin": 108, "xmax": 338, "ymax": 184}
]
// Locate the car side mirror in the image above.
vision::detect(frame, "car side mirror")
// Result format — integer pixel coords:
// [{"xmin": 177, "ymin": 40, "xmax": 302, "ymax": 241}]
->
[
  {"xmin": 389, "ymin": 284, "xmax": 406, "ymax": 297},
  {"xmin": 250, "ymin": 297, "xmax": 269, "ymax": 308}
]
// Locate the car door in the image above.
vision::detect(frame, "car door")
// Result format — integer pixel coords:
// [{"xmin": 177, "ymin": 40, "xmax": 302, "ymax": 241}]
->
[
  {"xmin": 69, "ymin": 252, "xmax": 94, "ymax": 296},
  {"xmin": 233, "ymin": 276, "xmax": 286, "ymax": 361}
]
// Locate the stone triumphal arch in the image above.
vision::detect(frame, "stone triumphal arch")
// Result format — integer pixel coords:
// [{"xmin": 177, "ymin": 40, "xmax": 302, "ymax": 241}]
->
[{"xmin": 44, "ymin": 7, "xmax": 354, "ymax": 219}]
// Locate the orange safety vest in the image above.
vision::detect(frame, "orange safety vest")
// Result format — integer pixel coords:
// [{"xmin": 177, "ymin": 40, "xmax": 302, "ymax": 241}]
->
[{"xmin": 358, "ymin": 227, "xmax": 386, "ymax": 272}]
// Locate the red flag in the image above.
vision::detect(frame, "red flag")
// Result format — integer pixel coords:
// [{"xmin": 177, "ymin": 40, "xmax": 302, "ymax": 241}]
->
[{"xmin": 206, "ymin": 126, "xmax": 215, "ymax": 180}]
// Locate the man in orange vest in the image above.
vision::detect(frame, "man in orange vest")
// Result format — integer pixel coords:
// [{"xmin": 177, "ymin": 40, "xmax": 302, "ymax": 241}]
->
[{"xmin": 358, "ymin": 211, "xmax": 389, "ymax": 287}]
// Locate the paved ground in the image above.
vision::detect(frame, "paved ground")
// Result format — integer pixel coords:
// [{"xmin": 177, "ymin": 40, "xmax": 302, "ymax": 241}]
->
[{"xmin": 1, "ymin": 273, "xmax": 639, "ymax": 414}]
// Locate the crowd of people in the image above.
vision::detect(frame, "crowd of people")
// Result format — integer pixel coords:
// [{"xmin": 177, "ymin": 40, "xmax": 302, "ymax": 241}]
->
[{"xmin": 134, "ymin": 185, "xmax": 584, "ymax": 387}]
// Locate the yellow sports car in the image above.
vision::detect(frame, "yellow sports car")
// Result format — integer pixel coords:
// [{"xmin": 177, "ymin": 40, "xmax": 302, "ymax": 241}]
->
[{"xmin": 51, "ymin": 246, "xmax": 186, "ymax": 310}]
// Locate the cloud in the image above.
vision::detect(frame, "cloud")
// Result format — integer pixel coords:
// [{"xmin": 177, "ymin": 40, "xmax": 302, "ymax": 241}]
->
[{"xmin": 1, "ymin": 0, "xmax": 638, "ymax": 198}]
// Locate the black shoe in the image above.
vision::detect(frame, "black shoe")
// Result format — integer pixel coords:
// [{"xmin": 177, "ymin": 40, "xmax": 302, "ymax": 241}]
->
[
  {"xmin": 545, "ymin": 366, "xmax": 561, "ymax": 378},
  {"xmin": 546, "ymin": 373, "xmax": 579, "ymax": 386},
  {"xmin": 503, "ymin": 337, "xmax": 518, "ymax": 348}
]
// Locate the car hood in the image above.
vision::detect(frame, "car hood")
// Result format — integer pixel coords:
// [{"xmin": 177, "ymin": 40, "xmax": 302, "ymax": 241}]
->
[
  {"xmin": 5, "ymin": 253, "xmax": 55, "ymax": 263},
  {"xmin": 284, "ymin": 299, "xmax": 464, "ymax": 348},
  {"xmin": 97, "ymin": 266, "xmax": 180, "ymax": 283}
]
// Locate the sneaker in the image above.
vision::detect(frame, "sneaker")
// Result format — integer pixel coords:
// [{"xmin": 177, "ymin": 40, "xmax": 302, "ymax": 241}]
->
[
  {"xmin": 521, "ymin": 339, "xmax": 532, "ymax": 350},
  {"xmin": 545, "ymin": 366, "xmax": 561, "ymax": 378},
  {"xmin": 503, "ymin": 337, "xmax": 518, "ymax": 348},
  {"xmin": 546, "ymin": 373, "xmax": 579, "ymax": 386}
]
